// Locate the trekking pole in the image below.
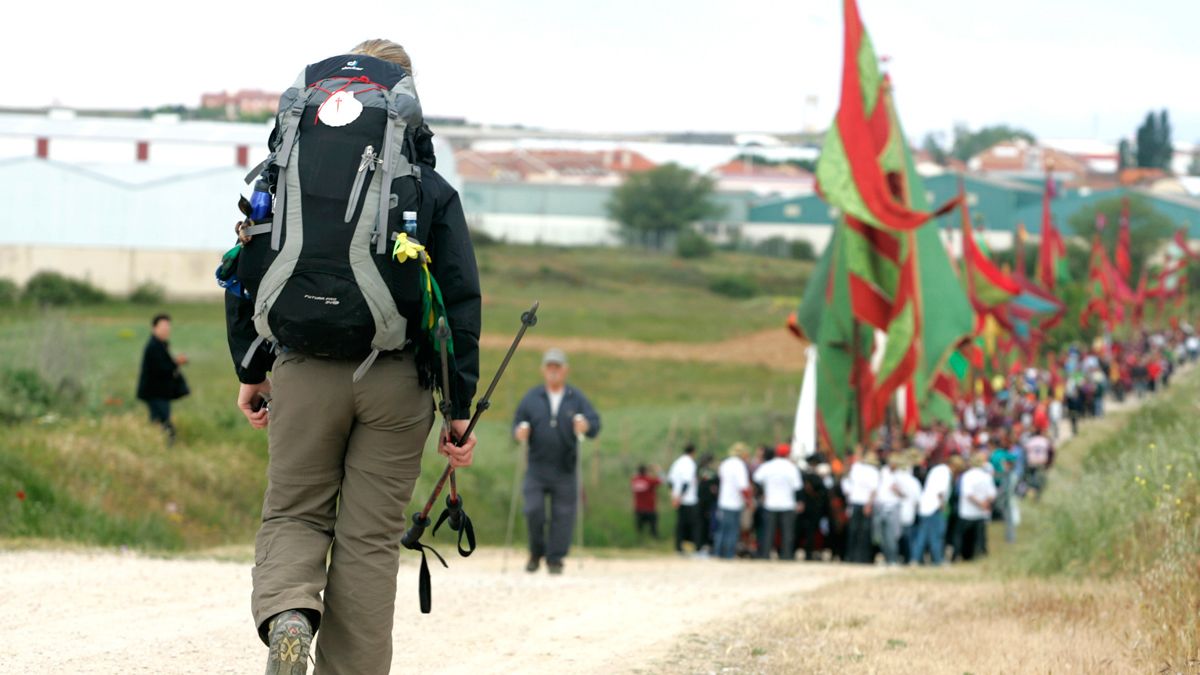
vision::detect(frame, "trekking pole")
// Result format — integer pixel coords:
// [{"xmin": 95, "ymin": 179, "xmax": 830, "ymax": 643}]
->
[
  {"xmin": 575, "ymin": 423, "xmax": 586, "ymax": 569},
  {"xmin": 401, "ymin": 301, "xmax": 539, "ymax": 613},
  {"xmin": 501, "ymin": 437, "xmax": 527, "ymax": 574},
  {"xmin": 429, "ymin": 317, "xmax": 474, "ymax": 558}
]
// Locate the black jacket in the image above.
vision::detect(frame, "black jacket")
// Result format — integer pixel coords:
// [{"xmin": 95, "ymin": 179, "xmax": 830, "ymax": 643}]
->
[
  {"xmin": 224, "ymin": 165, "xmax": 482, "ymax": 417},
  {"xmin": 513, "ymin": 385, "xmax": 601, "ymax": 475},
  {"xmin": 137, "ymin": 337, "xmax": 188, "ymax": 401}
]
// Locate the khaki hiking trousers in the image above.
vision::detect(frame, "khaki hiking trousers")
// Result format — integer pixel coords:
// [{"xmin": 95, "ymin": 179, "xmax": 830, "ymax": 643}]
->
[{"xmin": 251, "ymin": 349, "xmax": 434, "ymax": 675}]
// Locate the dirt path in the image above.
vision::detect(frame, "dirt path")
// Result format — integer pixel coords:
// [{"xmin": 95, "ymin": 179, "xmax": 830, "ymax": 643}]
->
[
  {"xmin": 479, "ymin": 329, "xmax": 807, "ymax": 371},
  {"xmin": 2, "ymin": 548, "xmax": 878, "ymax": 674}
]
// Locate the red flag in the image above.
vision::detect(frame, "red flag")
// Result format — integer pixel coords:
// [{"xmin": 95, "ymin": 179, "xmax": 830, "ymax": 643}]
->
[
  {"xmin": 1037, "ymin": 173, "xmax": 1066, "ymax": 292},
  {"xmin": 1081, "ymin": 234, "xmax": 1113, "ymax": 330},
  {"xmin": 1175, "ymin": 229, "xmax": 1200, "ymax": 262},
  {"xmin": 1115, "ymin": 196, "xmax": 1132, "ymax": 283}
]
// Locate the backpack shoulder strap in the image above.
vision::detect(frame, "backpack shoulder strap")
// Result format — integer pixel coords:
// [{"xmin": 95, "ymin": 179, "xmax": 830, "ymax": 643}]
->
[
  {"xmin": 269, "ymin": 72, "xmax": 311, "ymax": 251},
  {"xmin": 374, "ymin": 86, "xmax": 424, "ymax": 254}
]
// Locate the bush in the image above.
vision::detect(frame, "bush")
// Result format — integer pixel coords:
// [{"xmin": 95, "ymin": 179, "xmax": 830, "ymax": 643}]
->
[
  {"xmin": 22, "ymin": 271, "xmax": 108, "ymax": 306},
  {"xmin": 708, "ymin": 274, "xmax": 759, "ymax": 299},
  {"xmin": 790, "ymin": 240, "xmax": 816, "ymax": 261},
  {"xmin": 0, "ymin": 368, "xmax": 56, "ymax": 423},
  {"xmin": 469, "ymin": 227, "xmax": 501, "ymax": 247},
  {"xmin": 754, "ymin": 236, "xmax": 791, "ymax": 259},
  {"xmin": 128, "ymin": 282, "xmax": 166, "ymax": 305},
  {"xmin": 676, "ymin": 230, "xmax": 714, "ymax": 259},
  {"xmin": 0, "ymin": 278, "xmax": 18, "ymax": 307}
]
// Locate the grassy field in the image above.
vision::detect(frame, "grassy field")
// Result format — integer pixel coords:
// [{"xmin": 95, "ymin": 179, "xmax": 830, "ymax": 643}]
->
[{"xmin": 0, "ymin": 244, "xmax": 810, "ymax": 552}]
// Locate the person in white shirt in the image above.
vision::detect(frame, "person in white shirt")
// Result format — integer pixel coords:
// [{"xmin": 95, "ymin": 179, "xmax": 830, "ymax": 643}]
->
[
  {"xmin": 714, "ymin": 443, "xmax": 751, "ymax": 559},
  {"xmin": 752, "ymin": 444, "xmax": 803, "ymax": 560},
  {"xmin": 958, "ymin": 452, "xmax": 997, "ymax": 561},
  {"xmin": 667, "ymin": 444, "xmax": 700, "ymax": 554},
  {"xmin": 895, "ymin": 452, "xmax": 922, "ymax": 561},
  {"xmin": 910, "ymin": 450, "xmax": 952, "ymax": 564},
  {"xmin": 873, "ymin": 454, "xmax": 914, "ymax": 565},
  {"xmin": 1024, "ymin": 432, "xmax": 1053, "ymax": 500},
  {"xmin": 842, "ymin": 447, "xmax": 880, "ymax": 564}
]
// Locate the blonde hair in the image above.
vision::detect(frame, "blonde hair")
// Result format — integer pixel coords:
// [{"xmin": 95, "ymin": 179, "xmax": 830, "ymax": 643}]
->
[{"xmin": 351, "ymin": 39, "xmax": 413, "ymax": 74}]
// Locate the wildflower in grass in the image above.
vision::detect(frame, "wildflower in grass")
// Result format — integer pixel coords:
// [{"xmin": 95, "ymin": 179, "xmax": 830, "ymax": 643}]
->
[{"xmin": 16, "ymin": 490, "xmax": 25, "ymax": 501}]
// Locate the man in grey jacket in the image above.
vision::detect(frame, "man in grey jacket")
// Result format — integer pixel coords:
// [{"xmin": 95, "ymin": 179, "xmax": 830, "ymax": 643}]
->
[{"xmin": 513, "ymin": 349, "xmax": 601, "ymax": 574}]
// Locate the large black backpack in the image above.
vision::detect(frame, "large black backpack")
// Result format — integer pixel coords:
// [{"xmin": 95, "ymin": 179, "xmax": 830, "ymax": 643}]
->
[{"xmin": 237, "ymin": 54, "xmax": 433, "ymax": 378}]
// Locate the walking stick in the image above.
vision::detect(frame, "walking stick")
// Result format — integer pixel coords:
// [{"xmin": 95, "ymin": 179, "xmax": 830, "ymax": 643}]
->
[
  {"xmin": 501, "ymin": 438, "xmax": 527, "ymax": 574},
  {"xmin": 575, "ymin": 423, "xmax": 586, "ymax": 569},
  {"xmin": 401, "ymin": 301, "xmax": 539, "ymax": 613}
]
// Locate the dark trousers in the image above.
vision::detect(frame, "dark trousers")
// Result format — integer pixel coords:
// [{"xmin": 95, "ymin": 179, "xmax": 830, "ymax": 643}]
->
[
  {"xmin": 635, "ymin": 511, "xmax": 659, "ymax": 539},
  {"xmin": 675, "ymin": 503, "xmax": 701, "ymax": 552},
  {"xmin": 846, "ymin": 505, "xmax": 873, "ymax": 564},
  {"xmin": 524, "ymin": 470, "xmax": 577, "ymax": 565},
  {"xmin": 144, "ymin": 398, "xmax": 175, "ymax": 442},
  {"xmin": 759, "ymin": 509, "xmax": 797, "ymax": 560},
  {"xmin": 699, "ymin": 506, "xmax": 716, "ymax": 550},
  {"xmin": 796, "ymin": 515, "xmax": 821, "ymax": 560},
  {"xmin": 960, "ymin": 518, "xmax": 988, "ymax": 561}
]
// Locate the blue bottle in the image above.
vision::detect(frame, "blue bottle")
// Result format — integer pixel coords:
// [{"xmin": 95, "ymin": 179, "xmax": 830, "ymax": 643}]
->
[
  {"xmin": 249, "ymin": 179, "xmax": 272, "ymax": 221},
  {"xmin": 403, "ymin": 210, "xmax": 418, "ymax": 236}
]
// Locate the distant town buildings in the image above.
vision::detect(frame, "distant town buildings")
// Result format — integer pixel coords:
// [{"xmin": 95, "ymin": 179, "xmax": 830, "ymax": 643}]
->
[
  {"xmin": 2, "ymin": 104, "xmax": 1200, "ymax": 297},
  {"xmin": 199, "ymin": 90, "xmax": 280, "ymax": 120},
  {"xmin": 455, "ymin": 148, "xmax": 655, "ymax": 186},
  {"xmin": 708, "ymin": 158, "xmax": 814, "ymax": 197}
]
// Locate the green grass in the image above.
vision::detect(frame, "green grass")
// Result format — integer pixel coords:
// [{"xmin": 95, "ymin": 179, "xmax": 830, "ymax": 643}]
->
[
  {"xmin": 0, "ymin": 243, "xmax": 809, "ymax": 552},
  {"xmin": 477, "ymin": 243, "xmax": 809, "ymax": 342}
]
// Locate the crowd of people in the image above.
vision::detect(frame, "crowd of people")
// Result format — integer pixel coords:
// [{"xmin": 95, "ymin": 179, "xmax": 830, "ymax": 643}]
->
[{"xmin": 633, "ymin": 327, "xmax": 1196, "ymax": 565}]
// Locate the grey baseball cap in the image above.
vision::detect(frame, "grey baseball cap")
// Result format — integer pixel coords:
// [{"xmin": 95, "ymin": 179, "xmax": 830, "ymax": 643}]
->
[{"xmin": 542, "ymin": 348, "xmax": 568, "ymax": 366}]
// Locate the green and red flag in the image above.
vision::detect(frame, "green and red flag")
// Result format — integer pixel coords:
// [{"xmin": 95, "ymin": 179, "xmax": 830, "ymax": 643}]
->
[
  {"xmin": 795, "ymin": 226, "xmax": 874, "ymax": 457},
  {"xmin": 959, "ymin": 189, "xmax": 1021, "ymax": 313},
  {"xmin": 801, "ymin": 0, "xmax": 973, "ymax": 444},
  {"xmin": 815, "ymin": 0, "xmax": 959, "ymax": 233}
]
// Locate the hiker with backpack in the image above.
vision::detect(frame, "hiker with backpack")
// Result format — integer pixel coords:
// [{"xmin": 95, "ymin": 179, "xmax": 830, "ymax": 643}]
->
[{"xmin": 224, "ymin": 40, "xmax": 481, "ymax": 675}]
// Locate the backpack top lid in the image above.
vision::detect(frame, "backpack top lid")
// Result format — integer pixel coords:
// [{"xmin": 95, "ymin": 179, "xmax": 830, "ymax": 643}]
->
[
  {"xmin": 306, "ymin": 53, "xmax": 412, "ymax": 90},
  {"xmin": 290, "ymin": 53, "xmax": 423, "ymax": 130}
]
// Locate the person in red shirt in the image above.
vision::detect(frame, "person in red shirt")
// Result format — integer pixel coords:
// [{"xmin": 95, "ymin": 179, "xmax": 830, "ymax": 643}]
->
[{"xmin": 631, "ymin": 464, "xmax": 663, "ymax": 540}]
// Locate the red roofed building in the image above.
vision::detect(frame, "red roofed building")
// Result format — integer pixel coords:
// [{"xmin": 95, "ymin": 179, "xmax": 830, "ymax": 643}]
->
[
  {"xmin": 454, "ymin": 148, "xmax": 655, "ymax": 185},
  {"xmin": 968, "ymin": 139, "xmax": 1114, "ymax": 189},
  {"xmin": 709, "ymin": 158, "xmax": 814, "ymax": 197}
]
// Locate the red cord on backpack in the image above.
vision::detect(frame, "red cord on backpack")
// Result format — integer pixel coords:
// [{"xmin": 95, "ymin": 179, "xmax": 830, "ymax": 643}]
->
[{"xmin": 309, "ymin": 76, "xmax": 386, "ymax": 125}]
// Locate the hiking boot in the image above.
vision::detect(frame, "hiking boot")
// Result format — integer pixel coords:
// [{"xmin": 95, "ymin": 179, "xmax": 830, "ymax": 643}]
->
[
  {"xmin": 525, "ymin": 557, "xmax": 540, "ymax": 573},
  {"xmin": 266, "ymin": 609, "xmax": 312, "ymax": 675},
  {"xmin": 547, "ymin": 561, "xmax": 564, "ymax": 575}
]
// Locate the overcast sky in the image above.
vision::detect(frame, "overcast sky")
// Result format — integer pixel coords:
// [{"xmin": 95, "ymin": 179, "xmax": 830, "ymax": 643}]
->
[{"xmin": 5, "ymin": 0, "xmax": 1199, "ymax": 143}]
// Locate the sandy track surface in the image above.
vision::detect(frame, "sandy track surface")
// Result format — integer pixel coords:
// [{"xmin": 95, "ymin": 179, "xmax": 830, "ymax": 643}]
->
[
  {"xmin": 480, "ymin": 329, "xmax": 807, "ymax": 371},
  {"xmin": 3, "ymin": 548, "xmax": 878, "ymax": 674}
]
